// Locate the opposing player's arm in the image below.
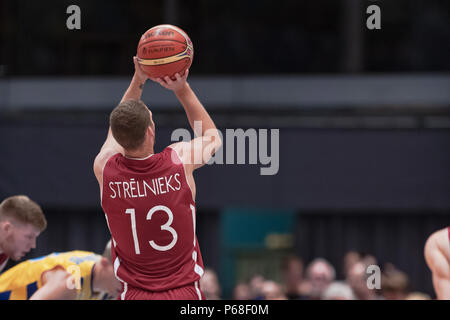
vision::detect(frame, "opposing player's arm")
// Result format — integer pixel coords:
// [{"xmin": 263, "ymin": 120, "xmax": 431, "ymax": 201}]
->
[
  {"xmin": 155, "ymin": 71, "xmax": 222, "ymax": 171},
  {"xmin": 93, "ymin": 57, "xmax": 149, "ymax": 185},
  {"xmin": 29, "ymin": 266, "xmax": 77, "ymax": 300}
]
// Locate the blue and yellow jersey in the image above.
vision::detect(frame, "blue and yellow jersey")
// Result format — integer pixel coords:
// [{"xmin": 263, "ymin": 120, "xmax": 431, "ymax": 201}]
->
[{"xmin": 0, "ymin": 251, "xmax": 109, "ymax": 300}]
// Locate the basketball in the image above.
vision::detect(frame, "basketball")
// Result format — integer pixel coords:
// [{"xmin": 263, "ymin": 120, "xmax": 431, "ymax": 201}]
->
[{"xmin": 136, "ymin": 24, "xmax": 194, "ymax": 80}]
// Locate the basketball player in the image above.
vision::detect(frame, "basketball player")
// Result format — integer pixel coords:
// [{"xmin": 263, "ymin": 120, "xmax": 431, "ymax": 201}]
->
[
  {"xmin": 93, "ymin": 57, "xmax": 222, "ymax": 300},
  {"xmin": 0, "ymin": 241, "xmax": 121, "ymax": 300},
  {"xmin": 424, "ymin": 227, "xmax": 450, "ymax": 299},
  {"xmin": 0, "ymin": 195, "xmax": 47, "ymax": 273}
]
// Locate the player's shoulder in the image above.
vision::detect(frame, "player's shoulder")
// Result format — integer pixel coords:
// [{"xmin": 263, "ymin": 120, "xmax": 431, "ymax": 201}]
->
[
  {"xmin": 94, "ymin": 148, "xmax": 121, "ymax": 177},
  {"xmin": 167, "ymin": 142, "xmax": 190, "ymax": 165}
]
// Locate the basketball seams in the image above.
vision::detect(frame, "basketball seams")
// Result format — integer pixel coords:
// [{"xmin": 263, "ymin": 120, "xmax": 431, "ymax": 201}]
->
[
  {"xmin": 151, "ymin": 24, "xmax": 191, "ymax": 44},
  {"xmin": 140, "ymin": 25, "xmax": 191, "ymax": 46},
  {"xmin": 138, "ymin": 58, "xmax": 190, "ymax": 67},
  {"xmin": 138, "ymin": 39, "xmax": 188, "ymax": 49}
]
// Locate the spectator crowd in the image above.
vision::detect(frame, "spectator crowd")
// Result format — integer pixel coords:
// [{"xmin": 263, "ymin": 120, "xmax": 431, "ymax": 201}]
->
[{"xmin": 200, "ymin": 251, "xmax": 432, "ymax": 300}]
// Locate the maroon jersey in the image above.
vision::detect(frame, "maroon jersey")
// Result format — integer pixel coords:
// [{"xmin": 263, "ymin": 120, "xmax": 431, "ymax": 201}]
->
[{"xmin": 101, "ymin": 147, "xmax": 204, "ymax": 297}]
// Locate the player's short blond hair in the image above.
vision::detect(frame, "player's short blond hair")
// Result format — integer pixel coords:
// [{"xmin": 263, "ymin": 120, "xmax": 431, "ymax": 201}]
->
[
  {"xmin": 110, "ymin": 99, "xmax": 151, "ymax": 150},
  {"xmin": 0, "ymin": 195, "xmax": 47, "ymax": 231}
]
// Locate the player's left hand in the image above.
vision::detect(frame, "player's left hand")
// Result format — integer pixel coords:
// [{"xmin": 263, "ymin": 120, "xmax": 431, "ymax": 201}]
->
[{"xmin": 133, "ymin": 56, "xmax": 149, "ymax": 83}]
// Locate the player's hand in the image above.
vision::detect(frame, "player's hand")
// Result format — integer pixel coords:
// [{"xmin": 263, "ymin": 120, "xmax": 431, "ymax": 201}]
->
[
  {"xmin": 133, "ymin": 56, "xmax": 149, "ymax": 83},
  {"xmin": 151, "ymin": 70, "xmax": 189, "ymax": 94}
]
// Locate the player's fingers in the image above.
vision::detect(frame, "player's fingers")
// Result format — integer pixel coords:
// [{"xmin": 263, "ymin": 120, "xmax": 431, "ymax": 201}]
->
[
  {"xmin": 164, "ymin": 76, "xmax": 173, "ymax": 85},
  {"xmin": 134, "ymin": 57, "xmax": 146, "ymax": 74},
  {"xmin": 154, "ymin": 78, "xmax": 166, "ymax": 86},
  {"xmin": 184, "ymin": 69, "xmax": 189, "ymax": 78},
  {"xmin": 174, "ymin": 73, "xmax": 182, "ymax": 81}
]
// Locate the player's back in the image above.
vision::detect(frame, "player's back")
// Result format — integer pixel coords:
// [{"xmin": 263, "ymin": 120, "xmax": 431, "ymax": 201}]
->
[{"xmin": 101, "ymin": 146, "xmax": 204, "ymax": 293}]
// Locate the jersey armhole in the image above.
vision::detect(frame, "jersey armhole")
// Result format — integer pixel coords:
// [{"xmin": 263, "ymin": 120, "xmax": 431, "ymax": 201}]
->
[
  {"xmin": 167, "ymin": 146, "xmax": 195, "ymax": 203},
  {"xmin": 100, "ymin": 153, "xmax": 118, "ymax": 206}
]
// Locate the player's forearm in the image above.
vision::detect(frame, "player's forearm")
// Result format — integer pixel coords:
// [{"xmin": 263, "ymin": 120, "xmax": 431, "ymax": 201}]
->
[
  {"xmin": 120, "ymin": 73, "xmax": 146, "ymax": 103},
  {"xmin": 175, "ymin": 83, "xmax": 219, "ymax": 138},
  {"xmin": 107, "ymin": 74, "xmax": 145, "ymax": 153}
]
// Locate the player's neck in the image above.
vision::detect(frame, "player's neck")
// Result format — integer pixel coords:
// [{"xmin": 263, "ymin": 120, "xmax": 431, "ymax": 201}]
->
[{"xmin": 124, "ymin": 145, "xmax": 154, "ymax": 159}]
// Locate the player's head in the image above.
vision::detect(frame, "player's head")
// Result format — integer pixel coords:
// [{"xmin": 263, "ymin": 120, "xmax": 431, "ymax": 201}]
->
[
  {"xmin": 110, "ymin": 99, "xmax": 155, "ymax": 152},
  {"xmin": 93, "ymin": 240, "xmax": 121, "ymax": 298},
  {"xmin": 0, "ymin": 195, "xmax": 47, "ymax": 260}
]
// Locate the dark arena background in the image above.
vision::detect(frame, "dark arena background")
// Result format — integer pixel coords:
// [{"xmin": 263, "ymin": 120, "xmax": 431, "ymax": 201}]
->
[{"xmin": 0, "ymin": 0, "xmax": 449, "ymax": 302}]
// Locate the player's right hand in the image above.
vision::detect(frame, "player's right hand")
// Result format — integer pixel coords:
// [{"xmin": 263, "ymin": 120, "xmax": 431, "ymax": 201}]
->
[{"xmin": 151, "ymin": 70, "xmax": 189, "ymax": 94}]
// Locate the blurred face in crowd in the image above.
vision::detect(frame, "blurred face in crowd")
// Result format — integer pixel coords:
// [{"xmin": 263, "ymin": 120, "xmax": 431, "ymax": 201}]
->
[
  {"xmin": 284, "ymin": 258, "xmax": 303, "ymax": 285},
  {"xmin": 261, "ymin": 281, "xmax": 286, "ymax": 300},
  {"xmin": 347, "ymin": 262, "xmax": 369, "ymax": 297},
  {"xmin": 0, "ymin": 218, "xmax": 41, "ymax": 260},
  {"xmin": 249, "ymin": 275, "xmax": 265, "ymax": 299},
  {"xmin": 233, "ymin": 283, "xmax": 251, "ymax": 300},
  {"xmin": 381, "ymin": 270, "xmax": 409, "ymax": 300},
  {"xmin": 343, "ymin": 251, "xmax": 360, "ymax": 278},
  {"xmin": 308, "ymin": 261, "xmax": 334, "ymax": 298}
]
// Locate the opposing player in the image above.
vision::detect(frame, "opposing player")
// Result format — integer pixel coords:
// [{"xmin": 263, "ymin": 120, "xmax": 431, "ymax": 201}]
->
[
  {"xmin": 424, "ymin": 227, "xmax": 450, "ymax": 299},
  {"xmin": 0, "ymin": 241, "xmax": 121, "ymax": 300},
  {"xmin": 93, "ymin": 57, "xmax": 222, "ymax": 300},
  {"xmin": 0, "ymin": 195, "xmax": 47, "ymax": 273}
]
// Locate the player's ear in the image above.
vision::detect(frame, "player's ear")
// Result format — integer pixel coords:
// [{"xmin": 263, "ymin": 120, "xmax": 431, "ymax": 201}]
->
[
  {"xmin": 1, "ymin": 220, "xmax": 12, "ymax": 233},
  {"xmin": 147, "ymin": 125, "xmax": 155, "ymax": 139}
]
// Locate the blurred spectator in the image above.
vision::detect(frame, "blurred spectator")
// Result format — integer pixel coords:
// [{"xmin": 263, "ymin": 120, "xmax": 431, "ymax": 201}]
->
[
  {"xmin": 249, "ymin": 274, "xmax": 265, "ymax": 300},
  {"xmin": 261, "ymin": 280, "xmax": 287, "ymax": 300},
  {"xmin": 199, "ymin": 268, "xmax": 221, "ymax": 300},
  {"xmin": 405, "ymin": 292, "xmax": 431, "ymax": 300},
  {"xmin": 227, "ymin": 255, "xmax": 421, "ymax": 300},
  {"xmin": 347, "ymin": 261, "xmax": 381, "ymax": 300},
  {"xmin": 233, "ymin": 282, "xmax": 251, "ymax": 300},
  {"xmin": 304, "ymin": 258, "xmax": 336, "ymax": 299},
  {"xmin": 381, "ymin": 265, "xmax": 410, "ymax": 300},
  {"xmin": 361, "ymin": 254, "xmax": 377, "ymax": 267},
  {"xmin": 321, "ymin": 281, "xmax": 356, "ymax": 300},
  {"xmin": 342, "ymin": 251, "xmax": 361, "ymax": 279},
  {"xmin": 280, "ymin": 255, "xmax": 308, "ymax": 299}
]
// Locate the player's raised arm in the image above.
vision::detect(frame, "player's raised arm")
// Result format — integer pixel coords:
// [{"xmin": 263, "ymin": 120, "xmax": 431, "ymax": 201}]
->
[
  {"xmin": 152, "ymin": 71, "xmax": 222, "ymax": 171},
  {"xmin": 93, "ymin": 57, "xmax": 149, "ymax": 185}
]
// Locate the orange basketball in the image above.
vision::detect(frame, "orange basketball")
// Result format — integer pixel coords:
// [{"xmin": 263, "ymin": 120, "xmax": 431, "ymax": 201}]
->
[{"xmin": 136, "ymin": 25, "xmax": 194, "ymax": 80}]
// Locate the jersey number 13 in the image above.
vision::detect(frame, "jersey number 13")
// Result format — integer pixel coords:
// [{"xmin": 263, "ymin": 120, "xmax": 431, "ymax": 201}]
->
[{"xmin": 124, "ymin": 204, "xmax": 196, "ymax": 253}]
